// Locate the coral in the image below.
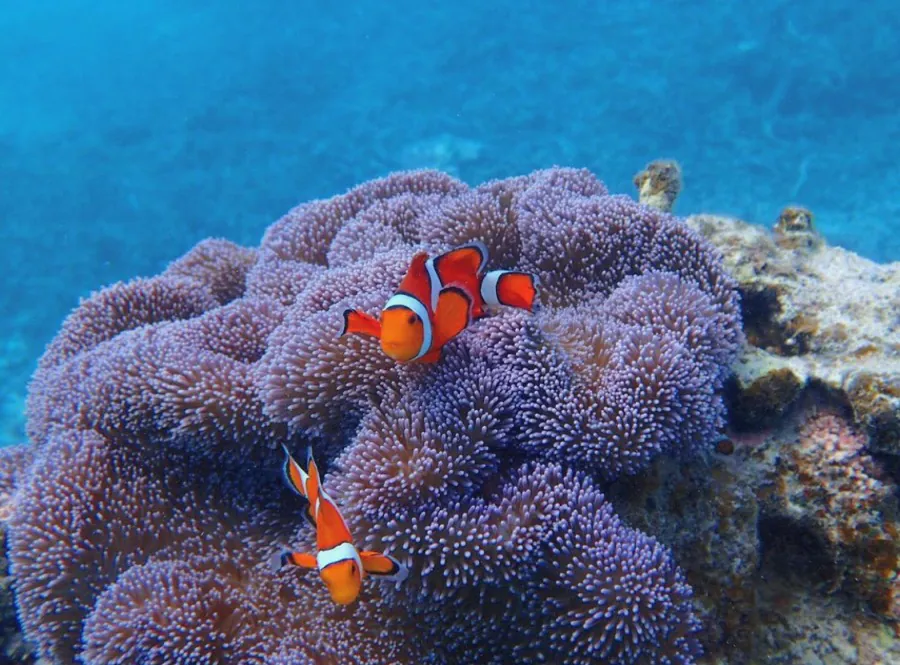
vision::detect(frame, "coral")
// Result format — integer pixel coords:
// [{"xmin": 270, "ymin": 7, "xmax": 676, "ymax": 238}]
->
[
  {"xmin": 0, "ymin": 521, "xmax": 39, "ymax": 665},
  {"xmin": 27, "ymin": 286, "xmax": 287, "ymax": 457},
  {"xmin": 534, "ymin": 476, "xmax": 702, "ymax": 665},
  {"xmin": 80, "ymin": 560, "xmax": 248, "ymax": 664},
  {"xmin": 9, "ymin": 429, "xmax": 419, "ymax": 665},
  {"xmin": 686, "ymin": 211, "xmax": 900, "ymax": 455},
  {"xmin": 10, "ymin": 167, "xmax": 743, "ymax": 664},
  {"xmin": 755, "ymin": 409, "xmax": 899, "ymax": 615},
  {"xmin": 335, "ymin": 442, "xmax": 701, "ymax": 663},
  {"xmin": 608, "ymin": 397, "xmax": 900, "ymax": 665},
  {"xmin": 727, "ymin": 349, "xmax": 805, "ymax": 430},
  {"xmin": 36, "ymin": 278, "xmax": 218, "ymax": 373},
  {"xmin": 0, "ymin": 444, "xmax": 38, "ymax": 664},
  {"xmin": 0, "ymin": 443, "xmax": 33, "ymax": 508},
  {"xmin": 633, "ymin": 159, "xmax": 683, "ymax": 213},
  {"xmin": 608, "ymin": 451, "xmax": 762, "ymax": 661},
  {"xmin": 163, "ymin": 238, "xmax": 258, "ymax": 304},
  {"xmin": 257, "ymin": 170, "xmax": 465, "ymax": 266},
  {"xmin": 773, "ymin": 205, "xmax": 822, "ymax": 251}
]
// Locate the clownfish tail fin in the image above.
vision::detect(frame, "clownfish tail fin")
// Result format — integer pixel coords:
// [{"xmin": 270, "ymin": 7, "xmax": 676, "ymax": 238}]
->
[
  {"xmin": 480, "ymin": 270, "xmax": 539, "ymax": 312},
  {"xmin": 340, "ymin": 309, "xmax": 382, "ymax": 339}
]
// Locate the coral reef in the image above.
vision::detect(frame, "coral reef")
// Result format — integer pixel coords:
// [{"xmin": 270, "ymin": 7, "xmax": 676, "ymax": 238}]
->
[
  {"xmin": 0, "ymin": 445, "xmax": 40, "ymax": 664},
  {"xmin": 608, "ymin": 394, "xmax": 900, "ymax": 665},
  {"xmin": 687, "ymin": 210, "xmax": 900, "ymax": 456},
  {"xmin": 3, "ymin": 158, "xmax": 896, "ymax": 664},
  {"xmin": 3, "ymin": 167, "xmax": 743, "ymax": 664},
  {"xmin": 608, "ymin": 180, "xmax": 900, "ymax": 664},
  {"xmin": 772, "ymin": 205, "xmax": 823, "ymax": 251},
  {"xmin": 751, "ymin": 408, "xmax": 899, "ymax": 615}
]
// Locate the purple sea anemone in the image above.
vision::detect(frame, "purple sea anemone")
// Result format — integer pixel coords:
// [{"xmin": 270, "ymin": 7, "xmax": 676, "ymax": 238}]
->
[{"xmin": 7, "ymin": 167, "xmax": 741, "ymax": 663}]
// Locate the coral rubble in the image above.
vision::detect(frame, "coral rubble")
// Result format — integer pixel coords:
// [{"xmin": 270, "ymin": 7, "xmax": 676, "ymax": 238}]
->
[{"xmin": 1, "ymin": 167, "xmax": 743, "ymax": 664}]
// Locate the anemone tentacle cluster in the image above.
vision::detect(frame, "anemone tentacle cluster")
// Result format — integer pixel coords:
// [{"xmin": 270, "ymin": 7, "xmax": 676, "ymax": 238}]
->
[{"xmin": 6, "ymin": 167, "xmax": 741, "ymax": 664}]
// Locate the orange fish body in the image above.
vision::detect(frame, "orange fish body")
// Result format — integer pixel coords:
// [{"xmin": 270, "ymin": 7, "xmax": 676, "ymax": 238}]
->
[
  {"xmin": 341, "ymin": 241, "xmax": 538, "ymax": 363},
  {"xmin": 279, "ymin": 445, "xmax": 407, "ymax": 605}
]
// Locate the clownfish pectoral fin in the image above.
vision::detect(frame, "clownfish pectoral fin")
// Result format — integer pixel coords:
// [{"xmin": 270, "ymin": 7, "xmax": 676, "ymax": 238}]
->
[
  {"xmin": 281, "ymin": 551, "xmax": 318, "ymax": 570},
  {"xmin": 480, "ymin": 270, "xmax": 539, "ymax": 312},
  {"xmin": 432, "ymin": 241, "xmax": 489, "ymax": 281},
  {"xmin": 432, "ymin": 285, "xmax": 473, "ymax": 350},
  {"xmin": 360, "ymin": 551, "xmax": 409, "ymax": 582},
  {"xmin": 341, "ymin": 309, "xmax": 382, "ymax": 339}
]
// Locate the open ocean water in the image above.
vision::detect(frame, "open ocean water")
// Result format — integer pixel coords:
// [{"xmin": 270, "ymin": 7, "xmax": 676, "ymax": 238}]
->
[{"xmin": 0, "ymin": 0, "xmax": 897, "ymax": 449}]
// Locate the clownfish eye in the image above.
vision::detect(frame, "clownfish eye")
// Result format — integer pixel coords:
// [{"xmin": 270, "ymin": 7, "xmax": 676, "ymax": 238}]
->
[
  {"xmin": 350, "ymin": 563, "xmax": 358, "ymax": 575},
  {"xmin": 408, "ymin": 313, "xmax": 420, "ymax": 325}
]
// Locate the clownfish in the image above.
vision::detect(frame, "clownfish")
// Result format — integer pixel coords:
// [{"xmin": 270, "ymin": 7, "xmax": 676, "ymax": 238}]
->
[
  {"xmin": 341, "ymin": 241, "xmax": 538, "ymax": 363},
  {"xmin": 276, "ymin": 445, "xmax": 407, "ymax": 605}
]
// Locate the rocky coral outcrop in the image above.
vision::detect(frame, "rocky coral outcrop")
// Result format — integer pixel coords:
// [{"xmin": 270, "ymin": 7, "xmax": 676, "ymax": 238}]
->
[
  {"xmin": 685, "ymin": 212, "xmax": 900, "ymax": 456},
  {"xmin": 618, "ymin": 190, "xmax": 900, "ymax": 664}
]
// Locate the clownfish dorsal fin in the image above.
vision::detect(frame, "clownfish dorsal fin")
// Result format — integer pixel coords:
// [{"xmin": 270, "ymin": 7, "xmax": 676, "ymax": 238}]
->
[
  {"xmin": 430, "ymin": 242, "xmax": 488, "ymax": 319},
  {"xmin": 432, "ymin": 285, "xmax": 474, "ymax": 350},
  {"xmin": 431, "ymin": 242, "xmax": 489, "ymax": 285},
  {"xmin": 314, "ymin": 488, "xmax": 354, "ymax": 549},
  {"xmin": 282, "ymin": 445, "xmax": 310, "ymax": 498},
  {"xmin": 341, "ymin": 309, "xmax": 382, "ymax": 339},
  {"xmin": 282, "ymin": 445, "xmax": 318, "ymax": 526},
  {"xmin": 304, "ymin": 446, "xmax": 322, "ymax": 515},
  {"xmin": 396, "ymin": 252, "xmax": 434, "ymax": 309}
]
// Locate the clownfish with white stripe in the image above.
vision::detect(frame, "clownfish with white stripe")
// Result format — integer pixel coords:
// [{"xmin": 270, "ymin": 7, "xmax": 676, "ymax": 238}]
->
[
  {"xmin": 277, "ymin": 445, "xmax": 407, "ymax": 605},
  {"xmin": 340, "ymin": 241, "xmax": 538, "ymax": 363}
]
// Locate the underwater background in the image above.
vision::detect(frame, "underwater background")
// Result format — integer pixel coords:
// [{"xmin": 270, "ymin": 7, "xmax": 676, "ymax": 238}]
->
[{"xmin": 1, "ymin": 0, "xmax": 898, "ymax": 447}]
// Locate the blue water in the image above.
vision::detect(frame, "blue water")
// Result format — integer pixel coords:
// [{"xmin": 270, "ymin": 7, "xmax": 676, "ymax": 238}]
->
[{"xmin": 1, "ymin": 0, "xmax": 898, "ymax": 445}]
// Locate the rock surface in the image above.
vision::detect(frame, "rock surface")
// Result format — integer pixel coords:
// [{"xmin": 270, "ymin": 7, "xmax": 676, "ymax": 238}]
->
[
  {"xmin": 627, "ymin": 207, "xmax": 900, "ymax": 664},
  {"xmin": 686, "ymin": 213, "xmax": 900, "ymax": 456}
]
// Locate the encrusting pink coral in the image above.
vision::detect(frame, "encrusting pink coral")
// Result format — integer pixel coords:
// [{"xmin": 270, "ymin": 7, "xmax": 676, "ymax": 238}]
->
[
  {"xmin": 8, "ymin": 167, "xmax": 741, "ymax": 664},
  {"xmin": 762, "ymin": 408, "xmax": 900, "ymax": 616}
]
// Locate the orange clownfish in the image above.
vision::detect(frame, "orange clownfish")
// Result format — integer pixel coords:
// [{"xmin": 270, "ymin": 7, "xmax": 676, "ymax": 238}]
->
[
  {"xmin": 277, "ymin": 445, "xmax": 407, "ymax": 605},
  {"xmin": 341, "ymin": 241, "xmax": 538, "ymax": 363}
]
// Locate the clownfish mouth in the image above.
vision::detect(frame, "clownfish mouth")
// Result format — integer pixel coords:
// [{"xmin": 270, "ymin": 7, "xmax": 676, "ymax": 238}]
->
[{"xmin": 380, "ymin": 340, "xmax": 415, "ymax": 361}]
